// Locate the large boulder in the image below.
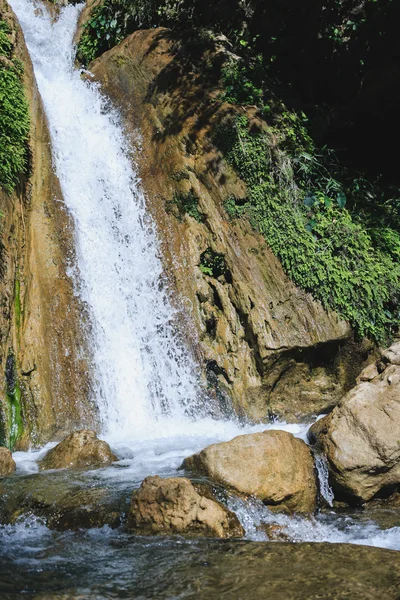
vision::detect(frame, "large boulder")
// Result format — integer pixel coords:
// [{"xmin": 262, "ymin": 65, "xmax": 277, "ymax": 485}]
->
[
  {"xmin": 309, "ymin": 342, "xmax": 400, "ymax": 503},
  {"xmin": 181, "ymin": 430, "xmax": 317, "ymax": 513},
  {"xmin": 0, "ymin": 447, "xmax": 16, "ymax": 477},
  {"xmin": 39, "ymin": 430, "xmax": 117, "ymax": 470},
  {"xmin": 126, "ymin": 475, "xmax": 244, "ymax": 538}
]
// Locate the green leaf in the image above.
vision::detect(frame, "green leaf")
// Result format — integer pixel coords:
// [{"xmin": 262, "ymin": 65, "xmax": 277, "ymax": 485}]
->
[{"xmin": 337, "ymin": 192, "xmax": 347, "ymax": 209}]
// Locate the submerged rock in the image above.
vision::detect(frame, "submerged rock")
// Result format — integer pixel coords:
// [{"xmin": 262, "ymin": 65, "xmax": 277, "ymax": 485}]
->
[
  {"xmin": 126, "ymin": 475, "xmax": 244, "ymax": 538},
  {"xmin": 0, "ymin": 468, "xmax": 125, "ymax": 530},
  {"xmin": 39, "ymin": 430, "xmax": 117, "ymax": 470},
  {"xmin": 182, "ymin": 430, "xmax": 317, "ymax": 513},
  {"xmin": 0, "ymin": 447, "xmax": 16, "ymax": 477},
  {"xmin": 309, "ymin": 342, "xmax": 400, "ymax": 503}
]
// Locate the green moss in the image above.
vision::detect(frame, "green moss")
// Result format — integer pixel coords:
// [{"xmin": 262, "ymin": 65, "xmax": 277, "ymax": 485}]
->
[
  {"xmin": 1, "ymin": 352, "xmax": 23, "ymax": 449},
  {"xmin": 214, "ymin": 115, "xmax": 399, "ymax": 342},
  {"xmin": 0, "ymin": 19, "xmax": 30, "ymax": 193},
  {"xmin": 166, "ymin": 189, "xmax": 205, "ymax": 222}
]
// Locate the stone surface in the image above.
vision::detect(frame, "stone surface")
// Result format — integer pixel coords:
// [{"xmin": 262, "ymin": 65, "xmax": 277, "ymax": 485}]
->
[
  {"xmin": 126, "ymin": 475, "xmax": 244, "ymax": 538},
  {"xmin": 0, "ymin": 447, "xmax": 16, "ymax": 477},
  {"xmin": 88, "ymin": 27, "xmax": 372, "ymax": 424},
  {"xmin": 182, "ymin": 430, "xmax": 317, "ymax": 513},
  {"xmin": 39, "ymin": 430, "xmax": 117, "ymax": 470},
  {"xmin": 0, "ymin": 469, "xmax": 124, "ymax": 530},
  {"xmin": 0, "ymin": 0, "xmax": 96, "ymax": 450},
  {"xmin": 309, "ymin": 342, "xmax": 400, "ymax": 503}
]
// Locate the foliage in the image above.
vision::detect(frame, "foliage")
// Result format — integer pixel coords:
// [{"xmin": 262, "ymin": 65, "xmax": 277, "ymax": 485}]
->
[
  {"xmin": 214, "ymin": 116, "xmax": 399, "ymax": 341},
  {"xmin": 199, "ymin": 248, "xmax": 227, "ymax": 278},
  {"xmin": 0, "ymin": 20, "xmax": 30, "ymax": 193},
  {"xmin": 1, "ymin": 352, "xmax": 23, "ymax": 450},
  {"xmin": 166, "ymin": 189, "xmax": 204, "ymax": 222}
]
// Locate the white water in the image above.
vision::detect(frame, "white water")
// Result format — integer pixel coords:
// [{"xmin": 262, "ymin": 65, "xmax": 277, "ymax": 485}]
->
[
  {"xmin": 9, "ymin": 0, "xmax": 206, "ymax": 439},
  {"xmin": 6, "ymin": 0, "xmax": 400, "ymax": 557}
]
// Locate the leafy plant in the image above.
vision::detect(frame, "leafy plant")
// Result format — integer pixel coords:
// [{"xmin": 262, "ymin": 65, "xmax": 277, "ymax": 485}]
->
[
  {"xmin": 0, "ymin": 19, "xmax": 30, "ymax": 193},
  {"xmin": 214, "ymin": 115, "xmax": 399, "ymax": 341},
  {"xmin": 199, "ymin": 248, "xmax": 227, "ymax": 278},
  {"xmin": 166, "ymin": 189, "xmax": 205, "ymax": 222}
]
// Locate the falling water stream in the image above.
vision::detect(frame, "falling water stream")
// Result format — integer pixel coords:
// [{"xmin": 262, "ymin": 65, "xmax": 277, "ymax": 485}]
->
[{"xmin": 1, "ymin": 1, "xmax": 399, "ymax": 596}]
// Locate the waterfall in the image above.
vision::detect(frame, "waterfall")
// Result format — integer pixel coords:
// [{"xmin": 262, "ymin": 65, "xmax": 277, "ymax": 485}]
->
[
  {"xmin": 315, "ymin": 454, "xmax": 334, "ymax": 507},
  {"xmin": 9, "ymin": 0, "xmax": 205, "ymax": 439}
]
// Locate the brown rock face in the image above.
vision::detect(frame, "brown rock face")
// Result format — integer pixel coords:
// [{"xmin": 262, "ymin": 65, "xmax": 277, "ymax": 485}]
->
[
  {"xmin": 0, "ymin": 447, "xmax": 16, "ymax": 477},
  {"xmin": 126, "ymin": 475, "xmax": 244, "ymax": 538},
  {"xmin": 39, "ymin": 430, "xmax": 117, "ymax": 470},
  {"xmin": 309, "ymin": 342, "xmax": 400, "ymax": 503},
  {"xmin": 89, "ymin": 27, "xmax": 371, "ymax": 423},
  {"xmin": 0, "ymin": 0, "xmax": 96, "ymax": 449},
  {"xmin": 182, "ymin": 430, "xmax": 317, "ymax": 513}
]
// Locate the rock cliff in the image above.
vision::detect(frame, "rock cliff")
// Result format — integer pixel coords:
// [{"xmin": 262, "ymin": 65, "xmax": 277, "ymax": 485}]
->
[
  {"xmin": 88, "ymin": 27, "xmax": 371, "ymax": 422},
  {"xmin": 0, "ymin": 0, "xmax": 97, "ymax": 448}
]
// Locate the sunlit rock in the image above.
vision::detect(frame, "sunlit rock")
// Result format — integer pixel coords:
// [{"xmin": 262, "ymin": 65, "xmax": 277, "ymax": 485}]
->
[
  {"xmin": 126, "ymin": 475, "xmax": 244, "ymax": 538},
  {"xmin": 39, "ymin": 430, "xmax": 117, "ymax": 470},
  {"xmin": 182, "ymin": 430, "xmax": 317, "ymax": 513},
  {"xmin": 309, "ymin": 342, "xmax": 400, "ymax": 503},
  {"xmin": 0, "ymin": 447, "xmax": 16, "ymax": 477}
]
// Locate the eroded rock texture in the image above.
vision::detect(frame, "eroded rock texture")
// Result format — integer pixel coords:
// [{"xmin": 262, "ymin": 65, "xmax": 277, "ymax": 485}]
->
[
  {"xmin": 126, "ymin": 475, "xmax": 244, "ymax": 538},
  {"xmin": 88, "ymin": 27, "xmax": 372, "ymax": 422}
]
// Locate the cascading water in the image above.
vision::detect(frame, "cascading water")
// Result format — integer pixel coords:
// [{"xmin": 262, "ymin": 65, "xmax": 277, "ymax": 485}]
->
[{"xmin": 9, "ymin": 0, "xmax": 205, "ymax": 440}]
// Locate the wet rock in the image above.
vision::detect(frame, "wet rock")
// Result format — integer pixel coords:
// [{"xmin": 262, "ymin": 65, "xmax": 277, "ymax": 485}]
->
[
  {"xmin": 309, "ymin": 343, "xmax": 400, "ymax": 503},
  {"xmin": 0, "ymin": 447, "xmax": 16, "ymax": 477},
  {"xmin": 39, "ymin": 430, "xmax": 117, "ymax": 470},
  {"xmin": 182, "ymin": 430, "xmax": 317, "ymax": 513},
  {"xmin": 0, "ymin": 470, "xmax": 125, "ymax": 530},
  {"xmin": 126, "ymin": 475, "xmax": 244, "ymax": 538}
]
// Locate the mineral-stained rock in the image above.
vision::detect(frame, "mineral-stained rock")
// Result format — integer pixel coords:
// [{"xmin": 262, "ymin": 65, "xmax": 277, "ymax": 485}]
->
[
  {"xmin": 126, "ymin": 475, "xmax": 244, "ymax": 538},
  {"xmin": 182, "ymin": 430, "xmax": 317, "ymax": 513},
  {"xmin": 39, "ymin": 430, "xmax": 117, "ymax": 470},
  {"xmin": 309, "ymin": 343, "xmax": 400, "ymax": 503},
  {"xmin": 0, "ymin": 447, "xmax": 16, "ymax": 477}
]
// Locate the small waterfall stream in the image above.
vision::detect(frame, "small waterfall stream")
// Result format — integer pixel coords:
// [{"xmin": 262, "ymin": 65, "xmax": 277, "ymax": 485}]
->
[{"xmin": 9, "ymin": 0, "xmax": 204, "ymax": 440}]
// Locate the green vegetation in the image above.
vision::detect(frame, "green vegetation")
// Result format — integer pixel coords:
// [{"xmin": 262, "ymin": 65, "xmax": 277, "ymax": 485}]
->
[
  {"xmin": 199, "ymin": 248, "xmax": 227, "ymax": 278},
  {"xmin": 166, "ymin": 189, "xmax": 204, "ymax": 222},
  {"xmin": 1, "ymin": 352, "xmax": 23, "ymax": 450},
  {"xmin": 214, "ymin": 115, "xmax": 399, "ymax": 341},
  {"xmin": 0, "ymin": 19, "xmax": 30, "ymax": 193},
  {"xmin": 76, "ymin": 0, "xmax": 399, "ymax": 341}
]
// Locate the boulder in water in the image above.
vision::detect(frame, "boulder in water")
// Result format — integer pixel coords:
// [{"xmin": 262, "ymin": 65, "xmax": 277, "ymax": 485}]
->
[
  {"xmin": 0, "ymin": 447, "xmax": 16, "ymax": 478},
  {"xmin": 39, "ymin": 430, "xmax": 117, "ymax": 470},
  {"xmin": 181, "ymin": 430, "xmax": 317, "ymax": 513},
  {"xmin": 308, "ymin": 342, "xmax": 400, "ymax": 503},
  {"xmin": 126, "ymin": 475, "xmax": 244, "ymax": 538}
]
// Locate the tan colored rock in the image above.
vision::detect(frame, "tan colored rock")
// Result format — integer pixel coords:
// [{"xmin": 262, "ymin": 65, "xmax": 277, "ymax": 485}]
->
[
  {"xmin": 126, "ymin": 475, "xmax": 244, "ymax": 538},
  {"xmin": 309, "ymin": 358, "xmax": 400, "ymax": 503},
  {"xmin": 88, "ymin": 27, "xmax": 368, "ymax": 424},
  {"xmin": 39, "ymin": 430, "xmax": 117, "ymax": 470},
  {"xmin": 182, "ymin": 430, "xmax": 317, "ymax": 513},
  {"xmin": 0, "ymin": 447, "xmax": 16, "ymax": 477},
  {"xmin": 382, "ymin": 341, "xmax": 400, "ymax": 366}
]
